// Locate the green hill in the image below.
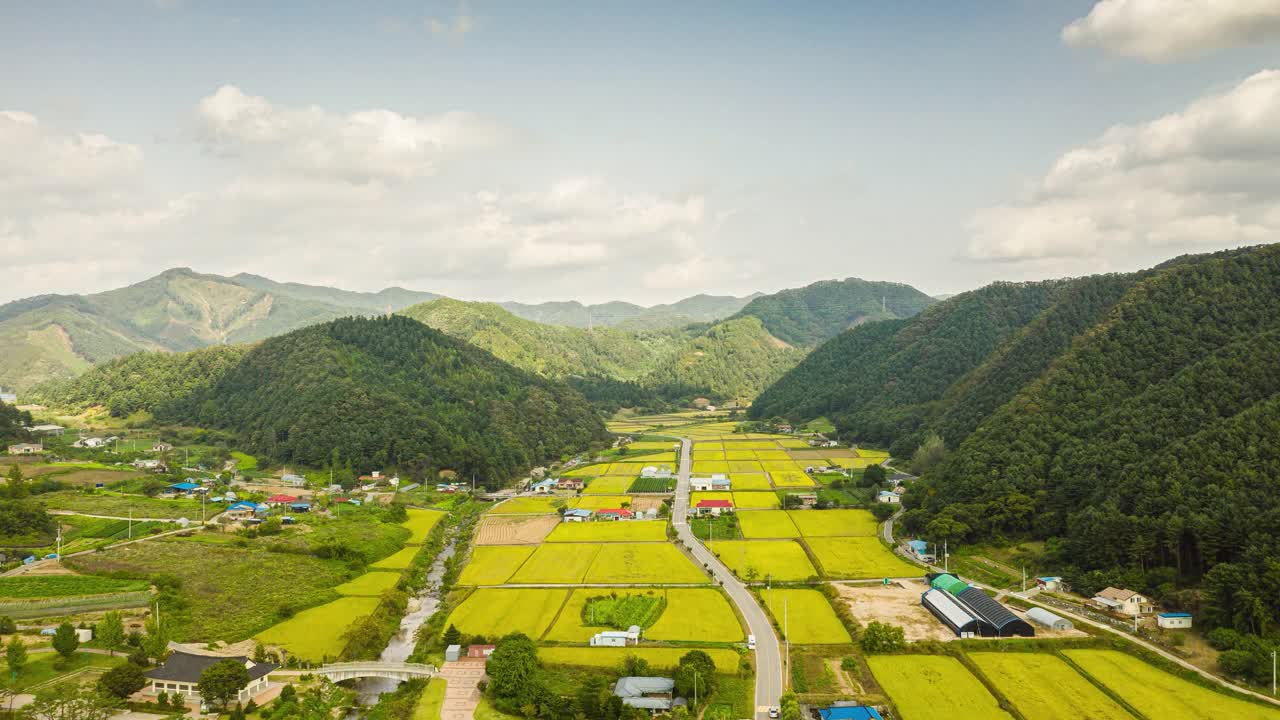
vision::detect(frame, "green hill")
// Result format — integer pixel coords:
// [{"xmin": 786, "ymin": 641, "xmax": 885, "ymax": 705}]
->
[
  {"xmin": 731, "ymin": 277, "xmax": 937, "ymax": 346},
  {"xmin": 157, "ymin": 315, "xmax": 607, "ymax": 483},
  {"xmin": 644, "ymin": 316, "xmax": 805, "ymax": 404}
]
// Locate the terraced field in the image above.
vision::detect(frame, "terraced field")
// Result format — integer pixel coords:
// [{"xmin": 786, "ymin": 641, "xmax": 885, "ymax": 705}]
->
[
  {"xmin": 970, "ymin": 653, "xmax": 1133, "ymax": 720},
  {"xmin": 1065, "ymin": 650, "xmax": 1280, "ymax": 720},
  {"xmin": 447, "ymin": 588, "xmax": 570, "ymax": 639}
]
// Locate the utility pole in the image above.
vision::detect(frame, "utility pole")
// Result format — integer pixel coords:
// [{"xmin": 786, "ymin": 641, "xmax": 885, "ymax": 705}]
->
[
  {"xmin": 56, "ymin": 523, "xmax": 62, "ymax": 558},
  {"xmin": 1272, "ymin": 650, "xmax": 1276, "ymax": 695},
  {"xmin": 1022, "ymin": 565, "xmax": 1026, "ymax": 593},
  {"xmin": 944, "ymin": 539, "xmax": 949, "ymax": 573}
]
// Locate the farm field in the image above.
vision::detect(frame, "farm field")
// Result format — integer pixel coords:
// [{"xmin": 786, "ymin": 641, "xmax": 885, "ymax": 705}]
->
[
  {"xmin": 646, "ymin": 588, "xmax": 744, "ymax": 642},
  {"xmin": 0, "ymin": 575, "xmax": 148, "ymax": 598},
  {"xmin": 544, "ymin": 588, "xmax": 661, "ymax": 641},
  {"xmin": 628, "ymin": 476, "xmax": 675, "ymax": 492},
  {"xmin": 738, "ymin": 510, "xmax": 800, "ymax": 539},
  {"xmin": 692, "ymin": 461, "xmax": 730, "ymax": 474},
  {"xmin": 691, "ymin": 491, "xmax": 733, "ymax": 505},
  {"xmin": 256, "ymin": 596, "xmax": 381, "ymax": 661},
  {"xmin": 728, "ymin": 474, "xmax": 773, "ymax": 490},
  {"xmin": 585, "ymin": 543, "xmax": 709, "ymax": 584},
  {"xmin": 414, "ymin": 678, "xmax": 448, "ymax": 720},
  {"xmin": 457, "ymin": 545, "xmax": 536, "ymax": 585},
  {"xmin": 571, "ymin": 495, "xmax": 632, "ymax": 510},
  {"xmin": 787, "ymin": 509, "xmax": 878, "ymax": 537},
  {"xmin": 969, "ymin": 653, "xmax": 1133, "ymax": 720},
  {"xmin": 707, "ymin": 540, "xmax": 817, "ymax": 581},
  {"xmin": 0, "ymin": 652, "xmax": 121, "ymax": 692},
  {"xmin": 545, "ymin": 521, "xmax": 667, "ymax": 543},
  {"xmin": 806, "ymin": 537, "xmax": 921, "ymax": 578},
  {"xmin": 38, "ymin": 490, "xmax": 205, "ymax": 520},
  {"xmin": 625, "ymin": 442, "xmax": 680, "ymax": 451},
  {"xmin": 335, "ymin": 571, "xmax": 401, "ymax": 597},
  {"xmin": 66, "ymin": 537, "xmax": 348, "ymax": 641},
  {"xmin": 489, "ymin": 496, "xmax": 567, "ymax": 515},
  {"xmin": 371, "ymin": 546, "xmax": 422, "ymax": 570},
  {"xmin": 510, "ymin": 543, "xmax": 603, "ymax": 583},
  {"xmin": 446, "ymin": 588, "xmax": 570, "ymax": 639},
  {"xmin": 760, "ymin": 588, "xmax": 851, "ymax": 644},
  {"xmin": 1065, "ymin": 649, "xmax": 1280, "ymax": 720},
  {"xmin": 733, "ymin": 492, "xmax": 781, "ymax": 509},
  {"xmin": 829, "ymin": 457, "xmax": 881, "ymax": 470},
  {"xmin": 475, "ymin": 516, "xmax": 559, "ymax": 545},
  {"xmin": 539, "ymin": 647, "xmax": 739, "ymax": 672},
  {"xmin": 868, "ymin": 655, "xmax": 1014, "ymax": 720},
  {"xmin": 403, "ymin": 508, "xmax": 446, "ymax": 544},
  {"xmin": 584, "ymin": 476, "xmax": 632, "ymax": 494},
  {"xmin": 769, "ymin": 471, "xmax": 816, "ymax": 488}
]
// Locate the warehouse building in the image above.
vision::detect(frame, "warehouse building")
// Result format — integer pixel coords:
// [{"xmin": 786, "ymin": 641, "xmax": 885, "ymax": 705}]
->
[
  {"xmin": 921, "ymin": 588, "xmax": 978, "ymax": 638},
  {"xmin": 1026, "ymin": 607, "xmax": 1073, "ymax": 631},
  {"xmin": 954, "ymin": 586, "xmax": 1035, "ymax": 637}
]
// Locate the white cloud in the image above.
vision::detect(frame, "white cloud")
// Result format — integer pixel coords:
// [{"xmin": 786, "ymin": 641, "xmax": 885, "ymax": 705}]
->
[
  {"xmin": 0, "ymin": 111, "xmax": 143, "ymax": 210},
  {"xmin": 968, "ymin": 69, "xmax": 1280, "ymax": 263},
  {"xmin": 1063, "ymin": 0, "xmax": 1280, "ymax": 61},
  {"xmin": 427, "ymin": 3, "xmax": 476, "ymax": 39},
  {"xmin": 193, "ymin": 85, "xmax": 514, "ymax": 182}
]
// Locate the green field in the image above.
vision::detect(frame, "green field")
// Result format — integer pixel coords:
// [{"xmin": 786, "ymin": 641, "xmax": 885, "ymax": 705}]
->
[
  {"xmin": 786, "ymin": 509, "xmax": 878, "ymax": 537},
  {"xmin": 0, "ymin": 652, "xmax": 121, "ymax": 691},
  {"xmin": 868, "ymin": 655, "xmax": 1013, "ymax": 720},
  {"xmin": 585, "ymin": 543, "xmax": 709, "ymax": 584},
  {"xmin": 371, "ymin": 546, "xmax": 422, "ymax": 570},
  {"xmin": 256, "ymin": 596, "xmax": 381, "ymax": 661},
  {"xmin": 707, "ymin": 540, "xmax": 817, "ymax": 581},
  {"xmin": 446, "ymin": 588, "xmax": 570, "ymax": 639},
  {"xmin": 490, "ymin": 496, "xmax": 567, "ymax": 514},
  {"xmin": 1065, "ymin": 649, "xmax": 1280, "ymax": 720},
  {"xmin": 584, "ymin": 592, "xmax": 665, "ymax": 628},
  {"xmin": 457, "ymin": 545, "xmax": 536, "ymax": 585},
  {"xmin": 545, "ymin": 521, "xmax": 667, "ymax": 543},
  {"xmin": 969, "ymin": 653, "xmax": 1133, "ymax": 720},
  {"xmin": 66, "ymin": 537, "xmax": 349, "ymax": 641},
  {"xmin": 39, "ymin": 490, "xmax": 205, "ymax": 520},
  {"xmin": 510, "ymin": 543, "xmax": 602, "ymax": 583},
  {"xmin": 760, "ymin": 588, "xmax": 850, "ymax": 644},
  {"xmin": 414, "ymin": 678, "xmax": 448, "ymax": 720},
  {"xmin": 335, "ymin": 571, "xmax": 402, "ymax": 596},
  {"xmin": 0, "ymin": 575, "xmax": 148, "ymax": 598},
  {"xmin": 628, "ymin": 476, "xmax": 675, "ymax": 492},
  {"xmin": 539, "ymin": 647, "xmax": 740, "ymax": 672},
  {"xmin": 805, "ymin": 537, "xmax": 922, "ymax": 578},
  {"xmin": 403, "ymin": 508, "xmax": 446, "ymax": 544},
  {"xmin": 584, "ymin": 476, "xmax": 633, "ymax": 494},
  {"xmin": 738, "ymin": 510, "xmax": 801, "ymax": 539},
  {"xmin": 230, "ymin": 451, "xmax": 258, "ymax": 471},
  {"xmin": 545, "ymin": 588, "xmax": 657, "ymax": 641},
  {"xmin": 733, "ymin": 492, "xmax": 781, "ymax": 509}
]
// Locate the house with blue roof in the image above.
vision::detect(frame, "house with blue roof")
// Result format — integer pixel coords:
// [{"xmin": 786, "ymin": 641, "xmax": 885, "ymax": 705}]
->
[
  {"xmin": 531, "ymin": 478, "xmax": 558, "ymax": 494},
  {"xmin": 1157, "ymin": 612, "xmax": 1192, "ymax": 629},
  {"xmin": 224, "ymin": 501, "xmax": 258, "ymax": 520},
  {"xmin": 563, "ymin": 508, "xmax": 593, "ymax": 522},
  {"xmin": 819, "ymin": 706, "xmax": 883, "ymax": 720},
  {"xmin": 169, "ymin": 481, "xmax": 200, "ymax": 494},
  {"xmin": 876, "ymin": 490, "xmax": 899, "ymax": 504},
  {"xmin": 906, "ymin": 540, "xmax": 934, "ymax": 563}
]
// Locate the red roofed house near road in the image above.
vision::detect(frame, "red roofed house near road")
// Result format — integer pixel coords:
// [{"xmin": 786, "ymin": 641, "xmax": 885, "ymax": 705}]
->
[
  {"xmin": 265, "ymin": 494, "xmax": 298, "ymax": 505},
  {"xmin": 597, "ymin": 508, "xmax": 633, "ymax": 521},
  {"xmin": 694, "ymin": 499, "xmax": 733, "ymax": 517}
]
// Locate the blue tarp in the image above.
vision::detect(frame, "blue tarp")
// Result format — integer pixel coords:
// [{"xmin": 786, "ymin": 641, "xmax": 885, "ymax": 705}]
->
[
  {"xmin": 820, "ymin": 707, "xmax": 883, "ymax": 720},
  {"xmin": 170, "ymin": 482, "xmax": 200, "ymax": 491}
]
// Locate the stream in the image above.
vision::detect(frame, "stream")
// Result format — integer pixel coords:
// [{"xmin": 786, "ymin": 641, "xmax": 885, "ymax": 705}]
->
[{"xmin": 351, "ymin": 536, "xmax": 457, "ymax": 708}]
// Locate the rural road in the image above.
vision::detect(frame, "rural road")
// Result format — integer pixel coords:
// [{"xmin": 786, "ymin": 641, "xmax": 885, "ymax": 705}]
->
[{"xmin": 671, "ymin": 437, "xmax": 782, "ymax": 720}]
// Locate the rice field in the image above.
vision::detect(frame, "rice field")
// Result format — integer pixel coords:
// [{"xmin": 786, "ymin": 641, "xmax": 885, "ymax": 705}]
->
[
  {"xmin": 733, "ymin": 492, "xmax": 781, "ymax": 509},
  {"xmin": 403, "ymin": 508, "xmax": 446, "ymax": 544},
  {"xmin": 707, "ymin": 540, "xmax": 817, "ymax": 581},
  {"xmin": 446, "ymin": 588, "xmax": 570, "ymax": 639},
  {"xmin": 584, "ymin": 476, "xmax": 633, "ymax": 494},
  {"xmin": 805, "ymin": 537, "xmax": 921, "ymax": 579},
  {"xmin": 969, "ymin": 652, "xmax": 1133, "ymax": 720},
  {"xmin": 729, "ymin": 474, "xmax": 774, "ymax": 490},
  {"xmin": 760, "ymin": 588, "xmax": 850, "ymax": 644},
  {"xmin": 489, "ymin": 496, "xmax": 569, "ymax": 514},
  {"xmin": 457, "ymin": 545, "xmax": 536, "ymax": 585},
  {"xmin": 256, "ymin": 596, "xmax": 382, "ymax": 661},
  {"xmin": 769, "ymin": 471, "xmax": 817, "ymax": 488},
  {"xmin": 786, "ymin": 509, "xmax": 878, "ymax": 537},
  {"xmin": 868, "ymin": 655, "xmax": 1013, "ymax": 720},
  {"xmin": 544, "ymin": 588, "xmax": 743, "ymax": 642},
  {"xmin": 585, "ymin": 543, "xmax": 709, "ymax": 584},
  {"xmin": 571, "ymin": 495, "xmax": 633, "ymax": 510},
  {"xmin": 539, "ymin": 647, "xmax": 740, "ymax": 672},
  {"xmin": 545, "ymin": 521, "xmax": 667, "ymax": 543},
  {"xmin": 474, "ymin": 516, "xmax": 559, "ymax": 545},
  {"xmin": 829, "ymin": 457, "xmax": 881, "ymax": 470},
  {"xmin": 544, "ymin": 588, "xmax": 663, "ymax": 641},
  {"xmin": 728, "ymin": 461, "xmax": 766, "ymax": 473},
  {"xmin": 1065, "ymin": 649, "xmax": 1280, "ymax": 720},
  {"xmin": 371, "ymin": 546, "xmax": 422, "ymax": 570},
  {"xmin": 626, "ymin": 441, "xmax": 680, "ymax": 451},
  {"xmin": 738, "ymin": 510, "xmax": 801, "ymax": 539},
  {"xmin": 692, "ymin": 461, "xmax": 731, "ymax": 474},
  {"xmin": 335, "ymin": 571, "xmax": 401, "ymax": 596},
  {"xmin": 694, "ymin": 450, "xmax": 727, "ymax": 461},
  {"xmin": 510, "ymin": 543, "xmax": 602, "ymax": 584},
  {"xmin": 724, "ymin": 450, "xmax": 758, "ymax": 461}
]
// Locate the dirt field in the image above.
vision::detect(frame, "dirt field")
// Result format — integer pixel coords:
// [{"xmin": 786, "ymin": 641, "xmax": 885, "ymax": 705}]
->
[
  {"xmin": 833, "ymin": 580, "xmax": 957, "ymax": 642},
  {"xmin": 475, "ymin": 515, "xmax": 560, "ymax": 545},
  {"xmin": 628, "ymin": 497, "xmax": 665, "ymax": 513}
]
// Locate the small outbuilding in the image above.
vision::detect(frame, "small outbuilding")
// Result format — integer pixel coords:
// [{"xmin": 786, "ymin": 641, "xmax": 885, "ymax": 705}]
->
[
  {"xmin": 445, "ymin": 644, "xmax": 462, "ymax": 662},
  {"xmin": 1036, "ymin": 576, "xmax": 1063, "ymax": 592},
  {"xmin": 1157, "ymin": 612, "xmax": 1193, "ymax": 629},
  {"xmin": 876, "ymin": 490, "xmax": 900, "ymax": 504},
  {"xmin": 7, "ymin": 443, "xmax": 42, "ymax": 455},
  {"xmin": 1026, "ymin": 607, "xmax": 1073, "ymax": 631}
]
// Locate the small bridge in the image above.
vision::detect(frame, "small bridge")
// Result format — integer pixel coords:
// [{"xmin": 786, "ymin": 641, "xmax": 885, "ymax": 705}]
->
[{"xmin": 304, "ymin": 661, "xmax": 438, "ymax": 682}]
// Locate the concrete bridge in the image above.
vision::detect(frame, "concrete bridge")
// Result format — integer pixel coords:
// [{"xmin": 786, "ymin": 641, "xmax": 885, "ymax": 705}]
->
[{"xmin": 285, "ymin": 661, "xmax": 438, "ymax": 683}]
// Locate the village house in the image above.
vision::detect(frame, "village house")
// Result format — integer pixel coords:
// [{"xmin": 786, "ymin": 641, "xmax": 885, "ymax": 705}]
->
[
  {"xmin": 694, "ymin": 499, "xmax": 733, "ymax": 516},
  {"xmin": 223, "ymin": 501, "xmax": 258, "ymax": 521},
  {"xmin": 143, "ymin": 650, "xmax": 275, "ymax": 704},
  {"xmin": 531, "ymin": 478, "xmax": 558, "ymax": 494},
  {"xmin": 265, "ymin": 494, "xmax": 298, "ymax": 506},
  {"xmin": 1036, "ymin": 576, "xmax": 1063, "ymax": 592},
  {"xmin": 597, "ymin": 508, "xmax": 633, "ymax": 521},
  {"xmin": 7, "ymin": 443, "xmax": 42, "ymax": 455},
  {"xmin": 590, "ymin": 625, "xmax": 641, "ymax": 647},
  {"xmin": 26, "ymin": 424, "xmax": 64, "ymax": 436},
  {"xmin": 563, "ymin": 508, "xmax": 593, "ymax": 522},
  {"xmin": 133, "ymin": 458, "xmax": 167, "ymax": 472},
  {"xmin": 1157, "ymin": 612, "xmax": 1193, "ymax": 629},
  {"xmin": 690, "ymin": 474, "xmax": 731, "ymax": 492},
  {"xmin": 74, "ymin": 437, "xmax": 107, "ymax": 449},
  {"xmin": 1092, "ymin": 587, "xmax": 1154, "ymax": 616},
  {"xmin": 556, "ymin": 477, "xmax": 585, "ymax": 491},
  {"xmin": 907, "ymin": 540, "xmax": 935, "ymax": 563},
  {"xmin": 613, "ymin": 676, "xmax": 683, "ymax": 712},
  {"xmin": 151, "ymin": 442, "xmax": 173, "ymax": 453},
  {"xmin": 876, "ymin": 490, "xmax": 900, "ymax": 504}
]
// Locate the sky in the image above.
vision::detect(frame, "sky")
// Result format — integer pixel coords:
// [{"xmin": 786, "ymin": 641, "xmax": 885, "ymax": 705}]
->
[{"xmin": 4, "ymin": 0, "xmax": 1280, "ymax": 305}]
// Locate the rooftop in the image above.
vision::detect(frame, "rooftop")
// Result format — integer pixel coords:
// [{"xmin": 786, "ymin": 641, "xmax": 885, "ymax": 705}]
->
[{"xmin": 144, "ymin": 651, "xmax": 275, "ymax": 683}]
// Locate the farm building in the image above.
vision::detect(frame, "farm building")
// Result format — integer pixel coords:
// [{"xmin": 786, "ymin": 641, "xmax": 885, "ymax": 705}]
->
[
  {"xmin": 921, "ymin": 588, "xmax": 978, "ymax": 638},
  {"xmin": 1036, "ymin": 576, "xmax": 1063, "ymax": 592},
  {"xmin": 690, "ymin": 474, "xmax": 731, "ymax": 491},
  {"xmin": 224, "ymin": 502, "xmax": 258, "ymax": 520},
  {"xmin": 531, "ymin": 479, "xmax": 558, "ymax": 493},
  {"xmin": 597, "ymin": 508, "xmax": 633, "ymax": 521},
  {"xmin": 133, "ymin": 459, "xmax": 166, "ymax": 472},
  {"xmin": 445, "ymin": 645, "xmax": 462, "ymax": 662},
  {"xmin": 27, "ymin": 424, "xmax": 64, "ymax": 435},
  {"xmin": 929, "ymin": 573, "xmax": 969, "ymax": 595},
  {"xmin": 74, "ymin": 437, "xmax": 107, "ymax": 448},
  {"xmin": 590, "ymin": 625, "xmax": 641, "ymax": 647},
  {"xmin": 1026, "ymin": 607, "xmax": 1073, "ymax": 631},
  {"xmin": 151, "ymin": 442, "xmax": 173, "ymax": 452},
  {"xmin": 876, "ymin": 490, "xmax": 900, "ymax": 504},
  {"xmin": 906, "ymin": 540, "xmax": 934, "ymax": 563},
  {"xmin": 7, "ymin": 443, "xmax": 42, "ymax": 455},
  {"xmin": 563, "ymin": 508, "xmax": 593, "ymax": 522},
  {"xmin": 169, "ymin": 481, "xmax": 201, "ymax": 494},
  {"xmin": 279, "ymin": 474, "xmax": 306, "ymax": 487},
  {"xmin": 1157, "ymin": 612, "xmax": 1193, "ymax": 629},
  {"xmin": 613, "ymin": 676, "xmax": 683, "ymax": 711},
  {"xmin": 144, "ymin": 650, "xmax": 275, "ymax": 703},
  {"xmin": 694, "ymin": 499, "xmax": 733, "ymax": 516},
  {"xmin": 953, "ymin": 587, "xmax": 1035, "ymax": 637},
  {"xmin": 640, "ymin": 466, "xmax": 673, "ymax": 479},
  {"xmin": 556, "ymin": 477, "xmax": 585, "ymax": 491},
  {"xmin": 818, "ymin": 707, "xmax": 884, "ymax": 720},
  {"xmin": 1092, "ymin": 587, "xmax": 1153, "ymax": 617}
]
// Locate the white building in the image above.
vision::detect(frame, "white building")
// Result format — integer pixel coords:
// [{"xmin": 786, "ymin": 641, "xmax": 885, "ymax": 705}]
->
[
  {"xmin": 1092, "ymin": 587, "xmax": 1153, "ymax": 617},
  {"xmin": 143, "ymin": 650, "xmax": 275, "ymax": 704},
  {"xmin": 876, "ymin": 490, "xmax": 900, "ymax": 504},
  {"xmin": 689, "ymin": 474, "xmax": 730, "ymax": 492},
  {"xmin": 590, "ymin": 625, "xmax": 641, "ymax": 647},
  {"xmin": 1157, "ymin": 613, "xmax": 1193, "ymax": 629}
]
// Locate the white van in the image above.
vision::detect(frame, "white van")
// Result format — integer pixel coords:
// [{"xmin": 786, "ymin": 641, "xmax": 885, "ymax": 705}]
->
[{"xmin": 747, "ymin": 634, "xmax": 756, "ymax": 650}]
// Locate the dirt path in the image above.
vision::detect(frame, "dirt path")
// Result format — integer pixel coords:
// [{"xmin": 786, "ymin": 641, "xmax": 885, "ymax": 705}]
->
[{"xmin": 440, "ymin": 659, "xmax": 487, "ymax": 720}]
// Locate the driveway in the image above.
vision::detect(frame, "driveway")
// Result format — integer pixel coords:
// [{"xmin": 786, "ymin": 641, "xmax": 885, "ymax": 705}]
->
[
  {"xmin": 439, "ymin": 659, "xmax": 487, "ymax": 720},
  {"xmin": 672, "ymin": 437, "xmax": 782, "ymax": 720}
]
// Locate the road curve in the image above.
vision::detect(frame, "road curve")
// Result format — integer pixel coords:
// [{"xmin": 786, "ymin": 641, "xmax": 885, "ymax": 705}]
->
[{"xmin": 671, "ymin": 437, "xmax": 782, "ymax": 720}]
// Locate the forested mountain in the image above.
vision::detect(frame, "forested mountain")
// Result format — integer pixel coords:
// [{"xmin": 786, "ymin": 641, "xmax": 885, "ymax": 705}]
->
[
  {"xmin": 754, "ymin": 243, "xmax": 1280, "ymax": 646},
  {"xmin": 500, "ymin": 293, "xmax": 758, "ymax": 329},
  {"xmin": 645, "ymin": 317, "xmax": 805, "ymax": 403},
  {"xmin": 0, "ymin": 268, "xmax": 439, "ymax": 392},
  {"xmin": 156, "ymin": 316, "xmax": 607, "ymax": 483},
  {"xmin": 731, "ymin": 277, "xmax": 936, "ymax": 346}
]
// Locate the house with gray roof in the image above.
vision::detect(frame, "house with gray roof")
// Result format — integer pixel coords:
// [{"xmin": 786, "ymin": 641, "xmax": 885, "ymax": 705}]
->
[
  {"xmin": 143, "ymin": 650, "xmax": 276, "ymax": 703},
  {"xmin": 613, "ymin": 676, "xmax": 685, "ymax": 711}
]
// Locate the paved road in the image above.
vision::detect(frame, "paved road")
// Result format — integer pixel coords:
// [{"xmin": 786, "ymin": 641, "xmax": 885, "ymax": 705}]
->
[{"xmin": 671, "ymin": 437, "xmax": 782, "ymax": 720}]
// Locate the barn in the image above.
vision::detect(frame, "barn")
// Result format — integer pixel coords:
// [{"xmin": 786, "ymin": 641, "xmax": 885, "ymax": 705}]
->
[
  {"xmin": 921, "ymin": 588, "xmax": 978, "ymax": 638},
  {"xmin": 954, "ymin": 587, "xmax": 1035, "ymax": 637},
  {"xmin": 1026, "ymin": 607, "xmax": 1073, "ymax": 631}
]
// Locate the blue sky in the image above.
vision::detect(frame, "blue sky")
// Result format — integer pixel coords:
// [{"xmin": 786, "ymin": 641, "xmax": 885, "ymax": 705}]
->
[{"xmin": 4, "ymin": 1, "xmax": 1280, "ymax": 304}]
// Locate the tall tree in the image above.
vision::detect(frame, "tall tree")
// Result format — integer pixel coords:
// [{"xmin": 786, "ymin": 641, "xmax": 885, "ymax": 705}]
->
[
  {"xmin": 197, "ymin": 659, "xmax": 250, "ymax": 710},
  {"xmin": 6, "ymin": 635, "xmax": 26, "ymax": 677},
  {"xmin": 51, "ymin": 622, "xmax": 79, "ymax": 663},
  {"xmin": 97, "ymin": 612, "xmax": 124, "ymax": 656}
]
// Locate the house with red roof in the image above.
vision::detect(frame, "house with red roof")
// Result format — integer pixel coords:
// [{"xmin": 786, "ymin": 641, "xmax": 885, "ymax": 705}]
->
[
  {"xmin": 265, "ymin": 494, "xmax": 298, "ymax": 506},
  {"xmin": 694, "ymin": 499, "xmax": 733, "ymax": 517},
  {"xmin": 596, "ymin": 508, "xmax": 633, "ymax": 521}
]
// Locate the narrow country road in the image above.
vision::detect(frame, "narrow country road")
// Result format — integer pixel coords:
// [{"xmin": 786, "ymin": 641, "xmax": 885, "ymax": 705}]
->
[{"xmin": 671, "ymin": 437, "xmax": 782, "ymax": 720}]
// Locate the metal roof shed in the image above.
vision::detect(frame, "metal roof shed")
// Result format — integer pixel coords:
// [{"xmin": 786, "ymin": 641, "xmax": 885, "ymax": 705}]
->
[
  {"xmin": 1026, "ymin": 607, "xmax": 1073, "ymax": 631},
  {"xmin": 955, "ymin": 587, "xmax": 1035, "ymax": 637},
  {"xmin": 921, "ymin": 588, "xmax": 978, "ymax": 637}
]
